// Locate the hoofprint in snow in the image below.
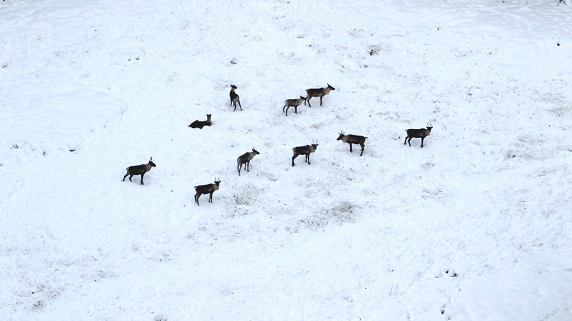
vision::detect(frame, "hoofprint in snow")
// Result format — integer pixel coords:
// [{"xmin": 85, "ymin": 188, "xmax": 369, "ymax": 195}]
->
[{"xmin": 1, "ymin": 0, "xmax": 571, "ymax": 320}]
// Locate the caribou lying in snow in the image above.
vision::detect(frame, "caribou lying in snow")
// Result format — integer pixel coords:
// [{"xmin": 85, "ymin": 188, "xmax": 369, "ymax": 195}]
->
[{"xmin": 189, "ymin": 114, "xmax": 212, "ymax": 129}]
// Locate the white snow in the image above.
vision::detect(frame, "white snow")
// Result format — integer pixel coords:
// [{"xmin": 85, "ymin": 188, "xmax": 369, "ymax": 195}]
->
[{"xmin": 1, "ymin": 0, "xmax": 571, "ymax": 320}]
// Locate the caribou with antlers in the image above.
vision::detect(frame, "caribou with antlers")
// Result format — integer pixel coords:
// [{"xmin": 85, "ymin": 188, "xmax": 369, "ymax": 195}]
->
[
  {"xmin": 292, "ymin": 140, "xmax": 319, "ymax": 166},
  {"xmin": 305, "ymin": 83, "xmax": 335, "ymax": 107},
  {"xmin": 337, "ymin": 131, "xmax": 367, "ymax": 156},
  {"xmin": 194, "ymin": 178, "xmax": 221, "ymax": 205},
  {"xmin": 123, "ymin": 157, "xmax": 156, "ymax": 185}
]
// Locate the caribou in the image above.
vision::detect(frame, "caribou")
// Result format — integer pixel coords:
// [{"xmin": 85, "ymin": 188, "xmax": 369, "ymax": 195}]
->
[
  {"xmin": 237, "ymin": 148, "xmax": 260, "ymax": 176},
  {"xmin": 404, "ymin": 124, "xmax": 433, "ymax": 148},
  {"xmin": 305, "ymin": 83, "xmax": 335, "ymax": 107},
  {"xmin": 123, "ymin": 157, "xmax": 156, "ymax": 185},
  {"xmin": 194, "ymin": 178, "xmax": 221, "ymax": 205},
  {"xmin": 229, "ymin": 85, "xmax": 242, "ymax": 111},
  {"xmin": 337, "ymin": 132, "xmax": 367, "ymax": 156},
  {"xmin": 292, "ymin": 141, "xmax": 319, "ymax": 166}
]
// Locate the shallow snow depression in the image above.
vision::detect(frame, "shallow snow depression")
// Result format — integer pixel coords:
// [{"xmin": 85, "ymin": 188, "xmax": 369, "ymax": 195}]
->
[{"xmin": 1, "ymin": 0, "xmax": 571, "ymax": 320}]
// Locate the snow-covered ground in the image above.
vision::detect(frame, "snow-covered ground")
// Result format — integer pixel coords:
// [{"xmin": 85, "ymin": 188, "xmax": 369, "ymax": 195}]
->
[{"xmin": 1, "ymin": 0, "xmax": 571, "ymax": 320}]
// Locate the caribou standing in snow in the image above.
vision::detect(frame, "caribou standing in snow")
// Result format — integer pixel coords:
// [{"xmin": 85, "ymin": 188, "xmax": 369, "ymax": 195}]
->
[
  {"xmin": 123, "ymin": 157, "xmax": 156, "ymax": 185},
  {"xmin": 292, "ymin": 141, "xmax": 319, "ymax": 166},
  {"xmin": 337, "ymin": 132, "xmax": 367, "ymax": 156},
  {"xmin": 237, "ymin": 148, "xmax": 260, "ymax": 176},
  {"xmin": 283, "ymin": 96, "xmax": 306, "ymax": 116},
  {"xmin": 194, "ymin": 178, "xmax": 221, "ymax": 205},
  {"xmin": 305, "ymin": 84, "xmax": 335, "ymax": 107},
  {"xmin": 404, "ymin": 124, "xmax": 433, "ymax": 148},
  {"xmin": 229, "ymin": 85, "xmax": 242, "ymax": 111}
]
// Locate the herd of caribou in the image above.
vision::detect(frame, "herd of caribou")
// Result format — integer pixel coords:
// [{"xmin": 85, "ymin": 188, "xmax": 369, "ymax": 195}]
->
[{"xmin": 123, "ymin": 84, "xmax": 433, "ymax": 205}]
